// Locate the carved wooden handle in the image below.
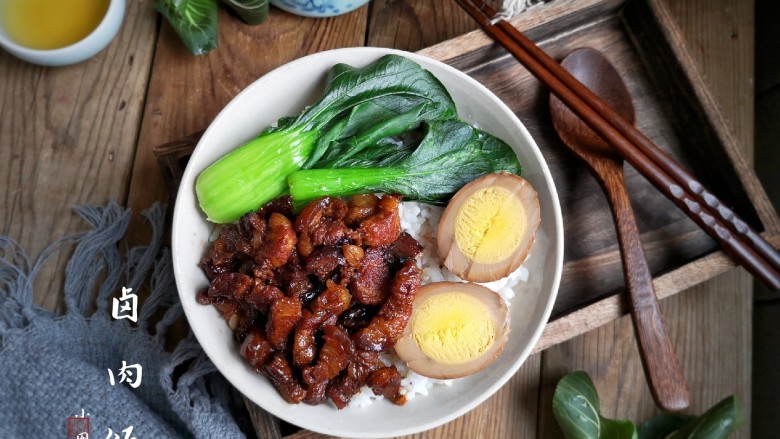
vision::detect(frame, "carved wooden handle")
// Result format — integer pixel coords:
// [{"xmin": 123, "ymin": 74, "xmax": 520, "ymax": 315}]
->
[
  {"xmin": 664, "ymin": 179, "xmax": 780, "ymax": 290},
  {"xmin": 600, "ymin": 162, "xmax": 691, "ymax": 412}
]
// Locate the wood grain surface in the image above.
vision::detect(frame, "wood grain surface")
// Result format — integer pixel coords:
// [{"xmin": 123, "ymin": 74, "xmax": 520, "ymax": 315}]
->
[
  {"xmin": 0, "ymin": 0, "xmax": 756, "ymax": 437},
  {"xmin": 540, "ymin": 0, "xmax": 754, "ymax": 437},
  {"xmin": 0, "ymin": 1, "xmax": 158, "ymax": 311}
]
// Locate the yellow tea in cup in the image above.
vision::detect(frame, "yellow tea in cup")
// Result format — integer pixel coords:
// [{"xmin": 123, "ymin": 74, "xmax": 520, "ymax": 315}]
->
[{"xmin": 1, "ymin": 0, "xmax": 110, "ymax": 50}]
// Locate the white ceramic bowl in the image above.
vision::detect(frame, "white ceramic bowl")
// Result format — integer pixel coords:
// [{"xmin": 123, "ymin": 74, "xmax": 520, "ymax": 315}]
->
[
  {"xmin": 0, "ymin": 0, "xmax": 125, "ymax": 66},
  {"xmin": 172, "ymin": 47, "xmax": 563, "ymax": 438}
]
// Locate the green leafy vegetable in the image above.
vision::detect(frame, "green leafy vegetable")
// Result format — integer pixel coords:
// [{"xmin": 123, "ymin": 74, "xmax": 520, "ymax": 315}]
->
[
  {"xmin": 156, "ymin": 0, "xmax": 269, "ymax": 56},
  {"xmin": 221, "ymin": 0, "xmax": 269, "ymax": 25},
  {"xmin": 196, "ymin": 55, "xmax": 456, "ymax": 223},
  {"xmin": 297, "ymin": 57, "xmax": 457, "ymax": 167},
  {"xmin": 637, "ymin": 413, "xmax": 695, "ymax": 439},
  {"xmin": 553, "ymin": 372, "xmax": 742, "ymax": 439},
  {"xmin": 552, "ymin": 371, "xmax": 638, "ymax": 439},
  {"xmin": 155, "ymin": 0, "xmax": 218, "ymax": 55},
  {"xmin": 658, "ymin": 396, "xmax": 741, "ymax": 439},
  {"xmin": 287, "ymin": 119, "xmax": 522, "ymax": 205},
  {"xmin": 196, "ymin": 129, "xmax": 317, "ymax": 223}
]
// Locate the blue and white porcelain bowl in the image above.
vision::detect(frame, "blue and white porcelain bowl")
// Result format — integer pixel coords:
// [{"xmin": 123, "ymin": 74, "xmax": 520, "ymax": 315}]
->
[{"xmin": 270, "ymin": 0, "xmax": 370, "ymax": 17}]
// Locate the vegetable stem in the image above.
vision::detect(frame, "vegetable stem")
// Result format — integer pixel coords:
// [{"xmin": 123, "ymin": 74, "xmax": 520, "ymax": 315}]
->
[
  {"xmin": 288, "ymin": 120, "xmax": 522, "ymax": 206},
  {"xmin": 196, "ymin": 128, "xmax": 317, "ymax": 223},
  {"xmin": 288, "ymin": 167, "xmax": 406, "ymax": 202}
]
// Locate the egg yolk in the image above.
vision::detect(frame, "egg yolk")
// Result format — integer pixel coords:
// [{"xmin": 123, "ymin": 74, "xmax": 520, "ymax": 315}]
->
[
  {"xmin": 454, "ymin": 186, "xmax": 526, "ymax": 264},
  {"xmin": 412, "ymin": 292, "xmax": 495, "ymax": 365}
]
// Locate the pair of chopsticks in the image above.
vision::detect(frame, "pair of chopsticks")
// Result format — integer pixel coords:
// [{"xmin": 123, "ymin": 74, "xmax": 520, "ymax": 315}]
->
[{"xmin": 456, "ymin": 0, "xmax": 780, "ymax": 290}]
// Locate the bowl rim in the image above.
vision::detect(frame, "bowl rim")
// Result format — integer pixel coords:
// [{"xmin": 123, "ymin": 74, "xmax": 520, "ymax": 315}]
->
[
  {"xmin": 270, "ymin": 0, "xmax": 370, "ymax": 18},
  {"xmin": 0, "ymin": 0, "xmax": 124, "ymax": 57},
  {"xmin": 172, "ymin": 46, "xmax": 564, "ymax": 438}
]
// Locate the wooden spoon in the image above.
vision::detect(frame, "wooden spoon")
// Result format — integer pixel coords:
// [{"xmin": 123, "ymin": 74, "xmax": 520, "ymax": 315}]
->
[{"xmin": 549, "ymin": 48, "xmax": 691, "ymax": 412}]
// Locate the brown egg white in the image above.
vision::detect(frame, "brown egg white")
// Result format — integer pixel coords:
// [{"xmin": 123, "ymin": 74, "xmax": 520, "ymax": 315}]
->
[
  {"xmin": 438, "ymin": 172, "xmax": 540, "ymax": 283},
  {"xmin": 394, "ymin": 282, "xmax": 510, "ymax": 379}
]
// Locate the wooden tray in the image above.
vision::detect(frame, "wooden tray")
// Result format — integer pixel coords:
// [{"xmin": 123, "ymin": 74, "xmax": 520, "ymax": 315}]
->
[{"xmin": 154, "ymin": 0, "xmax": 778, "ymax": 435}]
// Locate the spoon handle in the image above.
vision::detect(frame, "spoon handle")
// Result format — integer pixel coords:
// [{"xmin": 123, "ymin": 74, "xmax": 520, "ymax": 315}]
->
[{"xmin": 598, "ymin": 162, "xmax": 692, "ymax": 412}]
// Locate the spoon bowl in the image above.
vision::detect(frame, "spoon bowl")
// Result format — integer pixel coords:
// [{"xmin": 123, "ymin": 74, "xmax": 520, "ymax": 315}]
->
[
  {"xmin": 552, "ymin": 48, "xmax": 635, "ymax": 160},
  {"xmin": 550, "ymin": 47, "xmax": 691, "ymax": 412}
]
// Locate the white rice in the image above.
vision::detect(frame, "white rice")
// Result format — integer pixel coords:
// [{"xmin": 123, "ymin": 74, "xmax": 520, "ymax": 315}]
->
[
  {"xmin": 399, "ymin": 201, "xmax": 529, "ymax": 306},
  {"xmin": 349, "ymin": 201, "xmax": 529, "ymax": 407},
  {"xmin": 348, "ymin": 351, "xmax": 454, "ymax": 408}
]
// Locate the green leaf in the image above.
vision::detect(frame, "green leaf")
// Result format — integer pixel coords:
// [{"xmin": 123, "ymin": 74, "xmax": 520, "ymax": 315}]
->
[
  {"xmin": 311, "ymin": 99, "xmax": 429, "ymax": 168},
  {"xmin": 220, "ymin": 0, "xmax": 269, "ymax": 24},
  {"xmin": 298, "ymin": 55, "xmax": 456, "ymax": 167},
  {"xmin": 665, "ymin": 396, "xmax": 741, "ymax": 439},
  {"xmin": 155, "ymin": 0, "xmax": 218, "ymax": 55},
  {"xmin": 552, "ymin": 371, "xmax": 638, "ymax": 439},
  {"xmin": 377, "ymin": 120, "xmax": 522, "ymax": 201},
  {"xmin": 638, "ymin": 413, "xmax": 695, "ymax": 439},
  {"xmin": 297, "ymin": 55, "xmax": 456, "ymax": 134},
  {"xmin": 603, "ymin": 420, "xmax": 641, "ymax": 439},
  {"xmin": 287, "ymin": 119, "xmax": 522, "ymax": 204}
]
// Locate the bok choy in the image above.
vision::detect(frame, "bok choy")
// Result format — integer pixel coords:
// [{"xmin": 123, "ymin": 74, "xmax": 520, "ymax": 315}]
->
[
  {"xmin": 196, "ymin": 55, "xmax": 457, "ymax": 223},
  {"xmin": 155, "ymin": 0, "xmax": 269, "ymax": 56},
  {"xmin": 287, "ymin": 120, "xmax": 522, "ymax": 205},
  {"xmin": 155, "ymin": 0, "xmax": 218, "ymax": 55}
]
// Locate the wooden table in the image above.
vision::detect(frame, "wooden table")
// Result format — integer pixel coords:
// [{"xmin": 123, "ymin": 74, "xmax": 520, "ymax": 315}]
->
[{"xmin": 0, "ymin": 0, "xmax": 754, "ymax": 437}]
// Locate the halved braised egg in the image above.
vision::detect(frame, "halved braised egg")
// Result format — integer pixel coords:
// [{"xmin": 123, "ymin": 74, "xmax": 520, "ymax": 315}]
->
[
  {"xmin": 394, "ymin": 282, "xmax": 510, "ymax": 379},
  {"xmin": 438, "ymin": 172, "xmax": 540, "ymax": 283}
]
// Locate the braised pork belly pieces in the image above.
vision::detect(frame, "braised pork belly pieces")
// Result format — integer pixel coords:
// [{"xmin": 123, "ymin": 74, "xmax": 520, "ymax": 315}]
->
[{"xmin": 198, "ymin": 194, "xmax": 422, "ymax": 408}]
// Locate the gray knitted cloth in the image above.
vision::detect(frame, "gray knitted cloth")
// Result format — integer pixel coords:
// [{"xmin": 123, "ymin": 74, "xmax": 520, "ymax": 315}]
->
[{"xmin": 0, "ymin": 202, "xmax": 247, "ymax": 438}]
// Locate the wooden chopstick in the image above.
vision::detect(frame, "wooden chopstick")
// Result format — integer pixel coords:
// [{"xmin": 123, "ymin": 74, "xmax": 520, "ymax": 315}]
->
[{"xmin": 456, "ymin": 0, "xmax": 780, "ymax": 290}]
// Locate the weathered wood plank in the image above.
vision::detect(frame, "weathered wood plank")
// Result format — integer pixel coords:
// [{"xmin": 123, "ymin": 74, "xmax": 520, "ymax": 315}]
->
[
  {"xmin": 626, "ymin": 0, "xmax": 777, "ymax": 233},
  {"xmin": 535, "ymin": 233, "xmax": 779, "ymax": 353},
  {"xmin": 367, "ymin": 0, "xmax": 477, "ymax": 51},
  {"xmin": 0, "ymin": 1, "xmax": 158, "ymax": 311}
]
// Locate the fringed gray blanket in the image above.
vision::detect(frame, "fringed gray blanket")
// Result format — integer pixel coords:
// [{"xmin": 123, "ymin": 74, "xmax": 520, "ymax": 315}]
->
[{"xmin": 0, "ymin": 202, "xmax": 246, "ymax": 438}]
